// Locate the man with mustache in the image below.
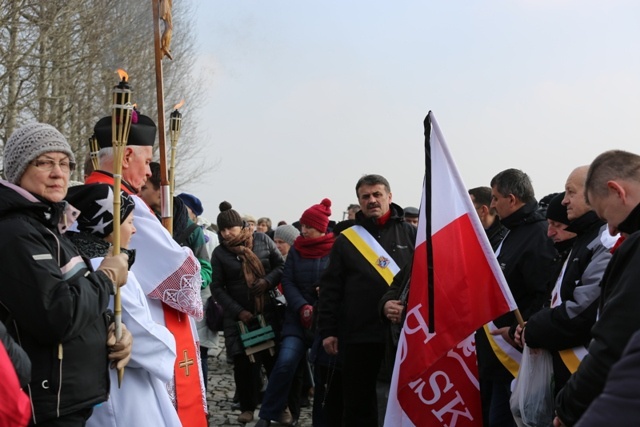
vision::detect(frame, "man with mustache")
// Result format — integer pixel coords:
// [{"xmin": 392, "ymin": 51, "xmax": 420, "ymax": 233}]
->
[{"xmin": 318, "ymin": 174, "xmax": 416, "ymax": 426}]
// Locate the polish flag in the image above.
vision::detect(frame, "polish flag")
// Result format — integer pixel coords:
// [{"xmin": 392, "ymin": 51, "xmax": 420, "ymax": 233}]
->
[{"xmin": 384, "ymin": 112, "xmax": 517, "ymax": 426}]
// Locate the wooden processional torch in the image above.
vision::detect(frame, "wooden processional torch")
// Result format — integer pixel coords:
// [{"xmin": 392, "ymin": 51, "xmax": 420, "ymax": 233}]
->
[
  {"xmin": 111, "ymin": 68, "xmax": 134, "ymax": 387},
  {"xmin": 89, "ymin": 134, "xmax": 100, "ymax": 171},
  {"xmin": 168, "ymin": 100, "xmax": 184, "ymax": 209}
]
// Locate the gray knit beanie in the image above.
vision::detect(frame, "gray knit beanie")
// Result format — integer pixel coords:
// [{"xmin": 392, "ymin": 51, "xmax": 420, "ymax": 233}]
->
[
  {"xmin": 3, "ymin": 123, "xmax": 75, "ymax": 184},
  {"xmin": 274, "ymin": 224, "xmax": 300, "ymax": 246}
]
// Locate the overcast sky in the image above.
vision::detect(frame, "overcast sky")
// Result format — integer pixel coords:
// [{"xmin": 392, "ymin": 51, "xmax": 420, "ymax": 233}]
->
[{"xmin": 180, "ymin": 0, "xmax": 640, "ymax": 226}]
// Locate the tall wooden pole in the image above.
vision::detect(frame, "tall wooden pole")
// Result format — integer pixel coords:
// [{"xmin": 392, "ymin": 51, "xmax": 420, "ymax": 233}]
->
[{"xmin": 152, "ymin": 0, "xmax": 172, "ymax": 234}]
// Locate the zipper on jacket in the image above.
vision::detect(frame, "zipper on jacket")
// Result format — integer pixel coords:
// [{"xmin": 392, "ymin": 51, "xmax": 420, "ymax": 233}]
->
[{"xmin": 57, "ymin": 343, "xmax": 63, "ymax": 418}]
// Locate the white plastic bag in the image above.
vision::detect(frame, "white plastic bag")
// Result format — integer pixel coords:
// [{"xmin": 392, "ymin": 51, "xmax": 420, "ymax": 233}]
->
[{"xmin": 510, "ymin": 345, "xmax": 554, "ymax": 427}]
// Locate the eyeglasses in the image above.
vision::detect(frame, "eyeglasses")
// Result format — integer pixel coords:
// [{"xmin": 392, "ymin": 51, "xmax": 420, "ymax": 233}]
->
[{"xmin": 29, "ymin": 158, "xmax": 76, "ymax": 173}]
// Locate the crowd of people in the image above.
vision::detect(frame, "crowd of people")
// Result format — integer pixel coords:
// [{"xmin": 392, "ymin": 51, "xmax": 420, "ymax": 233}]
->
[{"xmin": 2, "ymin": 114, "xmax": 640, "ymax": 427}]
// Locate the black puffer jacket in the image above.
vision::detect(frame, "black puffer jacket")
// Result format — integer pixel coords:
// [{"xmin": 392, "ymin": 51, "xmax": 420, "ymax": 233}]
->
[
  {"xmin": 556, "ymin": 203, "xmax": 640, "ymax": 426},
  {"xmin": 318, "ymin": 203, "xmax": 416, "ymax": 344},
  {"xmin": 210, "ymin": 232, "xmax": 284, "ymax": 358},
  {"xmin": 0, "ymin": 183, "xmax": 113, "ymax": 424},
  {"xmin": 476, "ymin": 201, "xmax": 557, "ymax": 380}
]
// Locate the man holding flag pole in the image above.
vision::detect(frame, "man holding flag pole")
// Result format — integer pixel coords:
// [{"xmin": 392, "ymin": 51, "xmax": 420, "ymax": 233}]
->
[{"xmin": 385, "ymin": 112, "xmax": 525, "ymax": 427}]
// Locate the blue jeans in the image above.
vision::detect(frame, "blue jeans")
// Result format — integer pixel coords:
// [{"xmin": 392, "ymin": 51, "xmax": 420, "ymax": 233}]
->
[{"xmin": 259, "ymin": 336, "xmax": 307, "ymax": 421}]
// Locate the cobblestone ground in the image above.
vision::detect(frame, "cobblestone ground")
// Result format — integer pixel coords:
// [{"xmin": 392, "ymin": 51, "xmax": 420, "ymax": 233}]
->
[{"xmin": 206, "ymin": 336, "xmax": 313, "ymax": 427}]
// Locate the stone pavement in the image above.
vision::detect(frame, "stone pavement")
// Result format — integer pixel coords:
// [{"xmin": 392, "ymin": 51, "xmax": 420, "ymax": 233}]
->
[{"xmin": 206, "ymin": 336, "xmax": 313, "ymax": 427}]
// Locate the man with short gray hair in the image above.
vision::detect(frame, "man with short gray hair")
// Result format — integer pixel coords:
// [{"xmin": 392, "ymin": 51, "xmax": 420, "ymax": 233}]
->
[{"xmin": 476, "ymin": 168, "xmax": 557, "ymax": 427}]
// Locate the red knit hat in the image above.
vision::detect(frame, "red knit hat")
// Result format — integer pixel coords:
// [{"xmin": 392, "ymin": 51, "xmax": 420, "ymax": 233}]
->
[{"xmin": 300, "ymin": 198, "xmax": 332, "ymax": 233}]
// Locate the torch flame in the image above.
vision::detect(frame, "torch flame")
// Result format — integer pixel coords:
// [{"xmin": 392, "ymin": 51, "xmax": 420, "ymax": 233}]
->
[
  {"xmin": 116, "ymin": 69, "xmax": 129, "ymax": 82},
  {"xmin": 173, "ymin": 100, "xmax": 185, "ymax": 110}
]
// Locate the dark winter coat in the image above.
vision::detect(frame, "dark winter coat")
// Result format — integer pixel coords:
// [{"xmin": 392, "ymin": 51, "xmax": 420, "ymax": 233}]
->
[
  {"xmin": 476, "ymin": 201, "xmax": 557, "ymax": 381},
  {"xmin": 210, "ymin": 232, "xmax": 284, "ymax": 358},
  {"xmin": 556, "ymin": 203, "xmax": 640, "ymax": 426},
  {"xmin": 0, "ymin": 183, "xmax": 113, "ymax": 424},
  {"xmin": 280, "ymin": 247, "xmax": 329, "ymax": 341},
  {"xmin": 318, "ymin": 203, "xmax": 416, "ymax": 345},
  {"xmin": 575, "ymin": 329, "xmax": 640, "ymax": 427},
  {"xmin": 525, "ymin": 211, "xmax": 611, "ymax": 393}
]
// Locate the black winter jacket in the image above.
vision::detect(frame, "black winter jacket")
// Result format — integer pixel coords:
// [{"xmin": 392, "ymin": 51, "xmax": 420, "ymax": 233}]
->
[
  {"xmin": 526, "ymin": 212, "xmax": 611, "ymax": 393},
  {"xmin": 0, "ymin": 183, "xmax": 113, "ymax": 424},
  {"xmin": 476, "ymin": 201, "xmax": 557, "ymax": 380},
  {"xmin": 574, "ymin": 329, "xmax": 640, "ymax": 427},
  {"xmin": 318, "ymin": 204, "xmax": 416, "ymax": 344},
  {"xmin": 210, "ymin": 232, "xmax": 284, "ymax": 358},
  {"xmin": 556, "ymin": 203, "xmax": 640, "ymax": 426}
]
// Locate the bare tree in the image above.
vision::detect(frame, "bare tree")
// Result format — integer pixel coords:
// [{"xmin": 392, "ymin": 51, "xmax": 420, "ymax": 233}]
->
[{"xmin": 0, "ymin": 0, "xmax": 209, "ymax": 184}]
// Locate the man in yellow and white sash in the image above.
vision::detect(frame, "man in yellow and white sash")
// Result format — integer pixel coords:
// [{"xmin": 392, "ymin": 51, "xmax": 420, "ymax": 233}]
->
[
  {"xmin": 516, "ymin": 167, "xmax": 615, "ymax": 393},
  {"xmin": 318, "ymin": 174, "xmax": 416, "ymax": 427}
]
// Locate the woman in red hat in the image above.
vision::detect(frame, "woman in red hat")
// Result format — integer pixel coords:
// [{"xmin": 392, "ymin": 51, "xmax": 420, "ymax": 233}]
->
[{"xmin": 255, "ymin": 199, "xmax": 336, "ymax": 427}]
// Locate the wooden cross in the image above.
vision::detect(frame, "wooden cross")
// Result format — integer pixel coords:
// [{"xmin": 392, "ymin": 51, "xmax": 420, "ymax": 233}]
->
[{"xmin": 179, "ymin": 350, "xmax": 194, "ymax": 376}]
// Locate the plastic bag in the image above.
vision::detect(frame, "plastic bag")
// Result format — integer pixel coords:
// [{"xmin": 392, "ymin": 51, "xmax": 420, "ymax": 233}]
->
[{"xmin": 510, "ymin": 345, "xmax": 554, "ymax": 427}]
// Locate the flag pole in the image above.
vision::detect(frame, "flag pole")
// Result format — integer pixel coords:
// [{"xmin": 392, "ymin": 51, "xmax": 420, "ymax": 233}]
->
[{"xmin": 424, "ymin": 112, "xmax": 435, "ymax": 333}]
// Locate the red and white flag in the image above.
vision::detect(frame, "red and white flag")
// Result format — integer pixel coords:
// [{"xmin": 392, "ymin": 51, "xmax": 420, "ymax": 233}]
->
[{"xmin": 385, "ymin": 112, "xmax": 517, "ymax": 426}]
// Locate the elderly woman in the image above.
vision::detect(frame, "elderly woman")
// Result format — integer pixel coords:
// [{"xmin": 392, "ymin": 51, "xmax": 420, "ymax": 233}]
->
[
  {"xmin": 211, "ymin": 202, "xmax": 284, "ymax": 424},
  {"xmin": 255, "ymin": 199, "xmax": 335, "ymax": 427},
  {"xmin": 0, "ymin": 123, "xmax": 130, "ymax": 426},
  {"xmin": 66, "ymin": 184, "xmax": 180, "ymax": 427}
]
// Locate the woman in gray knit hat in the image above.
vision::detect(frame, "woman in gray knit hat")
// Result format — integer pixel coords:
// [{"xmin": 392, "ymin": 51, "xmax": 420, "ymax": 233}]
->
[{"xmin": 0, "ymin": 122, "xmax": 131, "ymax": 425}]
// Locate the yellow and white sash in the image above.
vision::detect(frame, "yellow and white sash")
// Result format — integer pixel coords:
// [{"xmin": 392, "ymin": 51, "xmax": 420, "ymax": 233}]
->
[
  {"xmin": 483, "ymin": 321, "xmax": 522, "ymax": 377},
  {"xmin": 551, "ymin": 256, "xmax": 588, "ymax": 373},
  {"xmin": 484, "ymin": 231, "xmax": 521, "ymax": 377},
  {"xmin": 342, "ymin": 225, "xmax": 400, "ymax": 285}
]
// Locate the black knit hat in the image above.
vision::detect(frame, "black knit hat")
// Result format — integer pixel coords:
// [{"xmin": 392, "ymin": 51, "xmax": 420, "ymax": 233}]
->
[
  {"xmin": 66, "ymin": 183, "xmax": 136, "ymax": 238},
  {"xmin": 545, "ymin": 192, "xmax": 570, "ymax": 225},
  {"xmin": 217, "ymin": 201, "xmax": 244, "ymax": 230},
  {"xmin": 94, "ymin": 109, "xmax": 156, "ymax": 149}
]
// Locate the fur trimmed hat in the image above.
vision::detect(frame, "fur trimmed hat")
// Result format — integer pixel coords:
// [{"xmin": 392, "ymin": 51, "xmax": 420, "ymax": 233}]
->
[
  {"xmin": 3, "ymin": 122, "xmax": 75, "ymax": 184},
  {"xmin": 300, "ymin": 198, "xmax": 332, "ymax": 233}
]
